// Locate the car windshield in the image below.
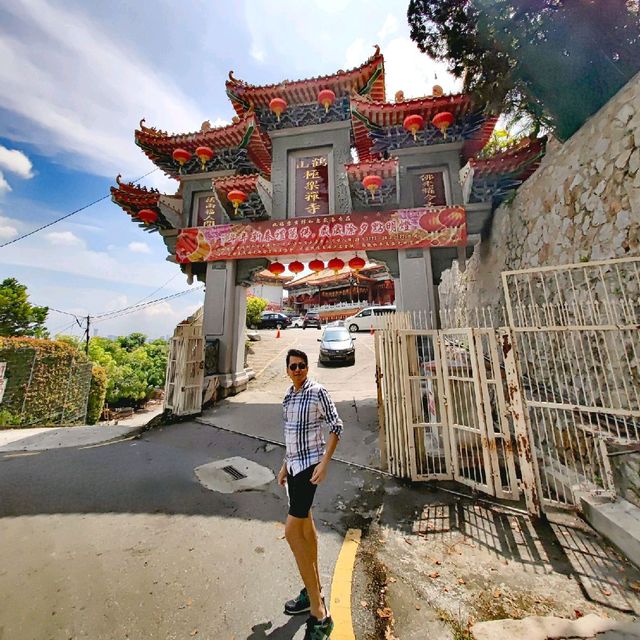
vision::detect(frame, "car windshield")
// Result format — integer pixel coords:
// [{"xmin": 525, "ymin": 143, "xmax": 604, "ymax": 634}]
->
[{"xmin": 323, "ymin": 328, "xmax": 350, "ymax": 342}]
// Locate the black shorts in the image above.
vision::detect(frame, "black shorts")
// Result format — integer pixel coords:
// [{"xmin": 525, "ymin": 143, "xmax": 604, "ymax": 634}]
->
[{"xmin": 286, "ymin": 464, "xmax": 319, "ymax": 519}]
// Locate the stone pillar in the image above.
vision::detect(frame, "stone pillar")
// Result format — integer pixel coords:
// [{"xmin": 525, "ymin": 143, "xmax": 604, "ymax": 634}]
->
[
  {"xmin": 397, "ymin": 248, "xmax": 438, "ymax": 323},
  {"xmin": 202, "ymin": 260, "xmax": 250, "ymax": 396}
]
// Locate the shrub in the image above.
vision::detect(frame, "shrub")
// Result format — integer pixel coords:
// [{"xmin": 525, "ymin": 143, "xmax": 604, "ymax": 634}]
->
[
  {"xmin": 246, "ymin": 296, "xmax": 268, "ymax": 328},
  {"xmin": 86, "ymin": 364, "xmax": 107, "ymax": 425}
]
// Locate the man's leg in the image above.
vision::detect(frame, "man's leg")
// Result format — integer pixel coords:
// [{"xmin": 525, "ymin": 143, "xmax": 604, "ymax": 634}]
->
[{"xmin": 285, "ymin": 514, "xmax": 326, "ymax": 620}]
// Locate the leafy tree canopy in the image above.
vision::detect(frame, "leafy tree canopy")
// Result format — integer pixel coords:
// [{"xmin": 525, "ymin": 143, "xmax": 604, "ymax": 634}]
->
[
  {"xmin": 0, "ymin": 278, "xmax": 49, "ymax": 338},
  {"xmin": 246, "ymin": 296, "xmax": 268, "ymax": 328},
  {"xmin": 408, "ymin": 0, "xmax": 640, "ymax": 140}
]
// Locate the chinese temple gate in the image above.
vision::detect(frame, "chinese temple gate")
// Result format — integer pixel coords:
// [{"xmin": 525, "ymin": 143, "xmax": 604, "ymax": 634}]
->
[{"xmin": 111, "ymin": 45, "xmax": 546, "ymax": 399}]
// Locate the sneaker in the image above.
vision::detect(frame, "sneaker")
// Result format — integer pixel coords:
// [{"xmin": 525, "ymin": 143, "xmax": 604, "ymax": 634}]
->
[
  {"xmin": 284, "ymin": 587, "xmax": 310, "ymax": 616},
  {"xmin": 304, "ymin": 614, "xmax": 334, "ymax": 639}
]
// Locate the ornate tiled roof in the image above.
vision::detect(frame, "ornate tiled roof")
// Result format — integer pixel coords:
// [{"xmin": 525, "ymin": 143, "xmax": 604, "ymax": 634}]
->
[
  {"xmin": 285, "ymin": 263, "xmax": 385, "ymax": 289},
  {"xmin": 134, "ymin": 115, "xmax": 272, "ymax": 179},
  {"xmin": 225, "ymin": 46, "xmax": 385, "ymax": 118},
  {"xmin": 345, "ymin": 157, "xmax": 398, "ymax": 181},
  {"xmin": 470, "ymin": 136, "xmax": 547, "ymax": 179},
  {"xmin": 350, "ymin": 93, "xmax": 497, "ymax": 161},
  {"xmin": 212, "ymin": 173, "xmax": 260, "ymax": 198},
  {"xmin": 110, "ymin": 176, "xmax": 172, "ymax": 229}
]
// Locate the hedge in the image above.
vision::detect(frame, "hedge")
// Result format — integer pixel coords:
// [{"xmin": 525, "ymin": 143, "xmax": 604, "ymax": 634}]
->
[
  {"xmin": 0, "ymin": 337, "xmax": 93, "ymax": 427},
  {"xmin": 86, "ymin": 364, "xmax": 108, "ymax": 425}
]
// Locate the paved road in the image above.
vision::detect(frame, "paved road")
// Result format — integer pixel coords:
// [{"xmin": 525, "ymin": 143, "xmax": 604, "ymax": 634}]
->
[{"xmin": 0, "ymin": 326, "xmax": 386, "ymax": 640}]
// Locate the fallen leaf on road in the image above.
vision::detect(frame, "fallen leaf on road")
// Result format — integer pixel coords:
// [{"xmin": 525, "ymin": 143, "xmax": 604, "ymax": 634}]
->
[
  {"xmin": 360, "ymin": 600, "xmax": 368, "ymax": 608},
  {"xmin": 190, "ymin": 630, "xmax": 198, "ymax": 637},
  {"xmin": 601, "ymin": 588, "xmax": 612, "ymax": 596},
  {"xmin": 415, "ymin": 603, "xmax": 421, "ymax": 610},
  {"xmin": 404, "ymin": 538, "xmax": 412, "ymax": 545},
  {"xmin": 630, "ymin": 580, "xmax": 640, "ymax": 592},
  {"xmin": 429, "ymin": 571, "xmax": 440, "ymax": 579},
  {"xmin": 443, "ymin": 587, "xmax": 449, "ymax": 593},
  {"xmin": 433, "ymin": 559, "xmax": 441, "ymax": 565},
  {"xmin": 574, "ymin": 609, "xmax": 584, "ymax": 618},
  {"xmin": 458, "ymin": 578, "xmax": 466, "ymax": 585},
  {"xmin": 377, "ymin": 607, "xmax": 393, "ymax": 619},
  {"xmin": 493, "ymin": 591, "xmax": 501, "ymax": 598}
]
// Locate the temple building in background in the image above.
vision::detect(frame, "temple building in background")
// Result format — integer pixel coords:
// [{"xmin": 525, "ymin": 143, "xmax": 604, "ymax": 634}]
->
[{"xmin": 111, "ymin": 45, "xmax": 545, "ymax": 400}]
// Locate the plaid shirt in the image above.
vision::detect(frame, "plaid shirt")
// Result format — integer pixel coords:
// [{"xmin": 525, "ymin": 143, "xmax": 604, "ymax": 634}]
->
[{"xmin": 283, "ymin": 378, "xmax": 343, "ymax": 476}]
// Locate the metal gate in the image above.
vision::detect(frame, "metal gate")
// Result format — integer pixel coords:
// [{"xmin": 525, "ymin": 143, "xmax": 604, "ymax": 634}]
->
[{"xmin": 375, "ymin": 256, "xmax": 640, "ymax": 515}]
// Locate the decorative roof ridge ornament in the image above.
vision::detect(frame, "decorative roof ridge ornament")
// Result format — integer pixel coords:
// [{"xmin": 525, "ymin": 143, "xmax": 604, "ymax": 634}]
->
[{"xmin": 114, "ymin": 174, "xmax": 160, "ymax": 194}]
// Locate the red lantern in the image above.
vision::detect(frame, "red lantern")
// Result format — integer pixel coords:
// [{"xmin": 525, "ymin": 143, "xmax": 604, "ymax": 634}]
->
[
  {"xmin": 137, "ymin": 208, "xmax": 158, "ymax": 224},
  {"xmin": 309, "ymin": 259, "xmax": 325, "ymax": 273},
  {"xmin": 432, "ymin": 111, "xmax": 454, "ymax": 138},
  {"xmin": 268, "ymin": 261, "xmax": 285, "ymax": 277},
  {"xmin": 328, "ymin": 257, "xmax": 345, "ymax": 273},
  {"xmin": 172, "ymin": 148, "xmax": 191, "ymax": 172},
  {"xmin": 440, "ymin": 208, "xmax": 465, "ymax": 227},
  {"xmin": 349, "ymin": 256, "xmax": 366, "ymax": 271},
  {"xmin": 318, "ymin": 89, "xmax": 336, "ymax": 113},
  {"xmin": 362, "ymin": 174, "xmax": 383, "ymax": 200},
  {"xmin": 269, "ymin": 97, "xmax": 287, "ymax": 122},
  {"xmin": 195, "ymin": 146, "xmax": 214, "ymax": 170},
  {"xmin": 288, "ymin": 260, "xmax": 304, "ymax": 275},
  {"xmin": 418, "ymin": 211, "xmax": 444, "ymax": 232},
  {"xmin": 403, "ymin": 114, "xmax": 424, "ymax": 140},
  {"xmin": 227, "ymin": 189, "xmax": 247, "ymax": 214}
]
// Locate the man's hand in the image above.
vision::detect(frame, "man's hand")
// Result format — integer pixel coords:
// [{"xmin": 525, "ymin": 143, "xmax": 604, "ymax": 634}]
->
[
  {"xmin": 277, "ymin": 464, "xmax": 288, "ymax": 487},
  {"xmin": 310, "ymin": 461, "xmax": 328, "ymax": 485}
]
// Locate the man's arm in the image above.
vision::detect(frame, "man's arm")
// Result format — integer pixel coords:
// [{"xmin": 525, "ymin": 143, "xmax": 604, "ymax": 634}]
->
[
  {"xmin": 311, "ymin": 387, "xmax": 343, "ymax": 485},
  {"xmin": 310, "ymin": 433, "xmax": 338, "ymax": 485}
]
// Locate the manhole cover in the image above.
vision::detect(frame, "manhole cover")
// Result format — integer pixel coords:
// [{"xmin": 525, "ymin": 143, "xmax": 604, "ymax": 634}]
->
[{"xmin": 195, "ymin": 456, "xmax": 274, "ymax": 494}]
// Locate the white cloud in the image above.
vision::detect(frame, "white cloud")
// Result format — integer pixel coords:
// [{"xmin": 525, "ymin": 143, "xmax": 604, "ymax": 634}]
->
[
  {"xmin": 0, "ymin": 145, "xmax": 34, "ymax": 178},
  {"xmin": 128, "ymin": 241, "xmax": 151, "ymax": 254},
  {"xmin": 0, "ymin": 0, "xmax": 211, "ymax": 179},
  {"xmin": 45, "ymin": 231, "xmax": 84, "ymax": 246},
  {"xmin": 378, "ymin": 14, "xmax": 399, "ymax": 41},
  {"xmin": 0, "ymin": 223, "xmax": 18, "ymax": 240},
  {"xmin": 250, "ymin": 43, "xmax": 266, "ymax": 63},
  {"xmin": 0, "ymin": 172, "xmax": 11, "ymax": 195}
]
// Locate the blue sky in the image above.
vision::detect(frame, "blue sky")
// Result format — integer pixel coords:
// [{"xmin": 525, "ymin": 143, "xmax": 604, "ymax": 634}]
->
[{"xmin": 0, "ymin": 0, "xmax": 459, "ymax": 339}]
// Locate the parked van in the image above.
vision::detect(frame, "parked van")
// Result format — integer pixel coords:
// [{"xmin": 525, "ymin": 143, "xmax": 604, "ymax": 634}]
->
[{"xmin": 345, "ymin": 305, "xmax": 396, "ymax": 332}]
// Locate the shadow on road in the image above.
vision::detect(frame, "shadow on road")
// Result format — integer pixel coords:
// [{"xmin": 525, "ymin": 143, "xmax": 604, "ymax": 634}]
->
[{"xmin": 247, "ymin": 616, "xmax": 305, "ymax": 639}]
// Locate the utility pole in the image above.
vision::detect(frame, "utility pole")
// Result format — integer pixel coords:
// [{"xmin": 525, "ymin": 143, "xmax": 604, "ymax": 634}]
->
[{"xmin": 85, "ymin": 315, "xmax": 90, "ymax": 355}]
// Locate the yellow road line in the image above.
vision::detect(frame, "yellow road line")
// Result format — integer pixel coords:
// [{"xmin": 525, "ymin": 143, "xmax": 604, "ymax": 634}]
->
[{"xmin": 329, "ymin": 528, "xmax": 361, "ymax": 639}]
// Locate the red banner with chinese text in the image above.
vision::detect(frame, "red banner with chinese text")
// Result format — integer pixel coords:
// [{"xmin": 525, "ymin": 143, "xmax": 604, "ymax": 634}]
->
[{"xmin": 175, "ymin": 207, "xmax": 466, "ymax": 263}]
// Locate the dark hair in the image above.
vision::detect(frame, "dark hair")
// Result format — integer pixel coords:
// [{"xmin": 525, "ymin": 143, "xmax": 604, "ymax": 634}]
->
[{"xmin": 286, "ymin": 349, "xmax": 308, "ymax": 367}]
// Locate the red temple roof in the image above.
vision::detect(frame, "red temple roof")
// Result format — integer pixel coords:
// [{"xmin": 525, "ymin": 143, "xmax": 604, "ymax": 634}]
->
[
  {"xmin": 350, "ymin": 93, "xmax": 496, "ymax": 161},
  {"xmin": 110, "ymin": 175, "xmax": 162, "ymax": 217},
  {"xmin": 285, "ymin": 263, "xmax": 385, "ymax": 289},
  {"xmin": 135, "ymin": 114, "xmax": 272, "ymax": 179},
  {"xmin": 212, "ymin": 173, "xmax": 260, "ymax": 198},
  {"xmin": 470, "ymin": 137, "xmax": 547, "ymax": 180},
  {"xmin": 226, "ymin": 46, "xmax": 385, "ymax": 119},
  {"xmin": 345, "ymin": 157, "xmax": 398, "ymax": 182}
]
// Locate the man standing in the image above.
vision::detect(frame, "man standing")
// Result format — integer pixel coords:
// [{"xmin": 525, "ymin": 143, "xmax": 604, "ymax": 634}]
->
[{"xmin": 278, "ymin": 348, "xmax": 342, "ymax": 639}]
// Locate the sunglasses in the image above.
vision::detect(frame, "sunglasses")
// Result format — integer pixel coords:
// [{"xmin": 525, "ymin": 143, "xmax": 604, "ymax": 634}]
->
[{"xmin": 288, "ymin": 362, "xmax": 307, "ymax": 371}]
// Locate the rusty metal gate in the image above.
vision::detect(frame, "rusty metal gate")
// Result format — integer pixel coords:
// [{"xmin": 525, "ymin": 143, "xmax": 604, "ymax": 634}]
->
[{"xmin": 375, "ymin": 256, "xmax": 640, "ymax": 516}]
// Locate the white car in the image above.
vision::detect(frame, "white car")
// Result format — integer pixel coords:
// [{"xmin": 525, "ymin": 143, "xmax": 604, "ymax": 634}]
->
[{"xmin": 290, "ymin": 316, "xmax": 304, "ymax": 328}]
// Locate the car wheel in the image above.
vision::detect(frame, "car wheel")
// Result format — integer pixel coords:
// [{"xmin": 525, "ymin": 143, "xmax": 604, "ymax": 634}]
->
[
  {"xmin": 349, "ymin": 324, "xmax": 359, "ymax": 333},
  {"xmin": 276, "ymin": 322, "xmax": 283, "ymax": 330}
]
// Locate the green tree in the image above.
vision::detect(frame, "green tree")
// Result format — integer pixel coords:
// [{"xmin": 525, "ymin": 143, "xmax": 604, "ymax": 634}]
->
[
  {"xmin": 407, "ymin": 0, "xmax": 640, "ymax": 140},
  {"xmin": 246, "ymin": 296, "xmax": 268, "ymax": 328},
  {"xmin": 118, "ymin": 332, "xmax": 147, "ymax": 351},
  {"xmin": 0, "ymin": 278, "xmax": 49, "ymax": 338}
]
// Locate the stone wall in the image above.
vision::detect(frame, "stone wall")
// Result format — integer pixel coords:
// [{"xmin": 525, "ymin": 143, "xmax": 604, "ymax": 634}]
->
[
  {"xmin": 439, "ymin": 72, "xmax": 640, "ymax": 507},
  {"xmin": 440, "ymin": 71, "xmax": 639, "ymax": 314}
]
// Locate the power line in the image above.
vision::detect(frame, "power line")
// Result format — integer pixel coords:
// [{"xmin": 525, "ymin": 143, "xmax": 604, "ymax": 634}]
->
[
  {"xmin": 93, "ymin": 286, "xmax": 204, "ymax": 323},
  {"xmin": 0, "ymin": 168, "xmax": 159, "ymax": 249},
  {"xmin": 47, "ymin": 306, "xmax": 81, "ymax": 319},
  {"xmin": 129, "ymin": 273, "xmax": 179, "ymax": 307}
]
